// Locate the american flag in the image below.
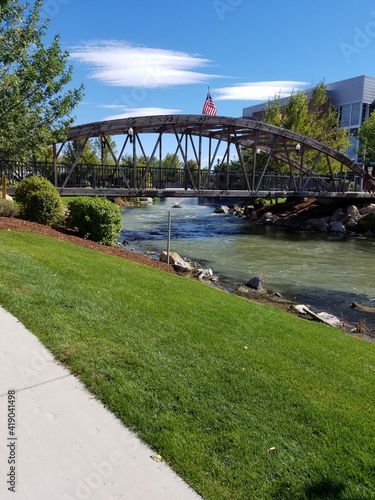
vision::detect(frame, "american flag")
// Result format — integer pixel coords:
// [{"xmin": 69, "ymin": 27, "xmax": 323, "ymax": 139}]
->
[{"xmin": 202, "ymin": 90, "xmax": 217, "ymax": 116}]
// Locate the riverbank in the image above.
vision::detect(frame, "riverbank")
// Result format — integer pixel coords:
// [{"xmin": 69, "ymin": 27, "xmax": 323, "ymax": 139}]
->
[
  {"xmin": 1, "ymin": 216, "xmax": 374, "ymax": 341},
  {"xmin": 236, "ymin": 197, "xmax": 375, "ymax": 236}
]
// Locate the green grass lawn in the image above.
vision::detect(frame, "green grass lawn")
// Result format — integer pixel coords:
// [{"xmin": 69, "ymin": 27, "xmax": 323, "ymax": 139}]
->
[
  {"xmin": 1, "ymin": 230, "xmax": 375, "ymax": 500},
  {"xmin": 59, "ymin": 195, "xmax": 77, "ymax": 207}
]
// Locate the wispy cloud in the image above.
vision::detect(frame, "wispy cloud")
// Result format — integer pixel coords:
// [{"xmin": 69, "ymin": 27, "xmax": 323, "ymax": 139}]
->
[
  {"xmin": 214, "ymin": 81, "xmax": 308, "ymax": 101},
  {"xmin": 102, "ymin": 106, "xmax": 181, "ymax": 120},
  {"xmin": 70, "ymin": 40, "xmax": 220, "ymax": 88}
]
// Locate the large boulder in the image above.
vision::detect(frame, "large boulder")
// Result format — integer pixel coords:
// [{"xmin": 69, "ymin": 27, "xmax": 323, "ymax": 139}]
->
[
  {"xmin": 246, "ymin": 276, "xmax": 264, "ymax": 290},
  {"xmin": 159, "ymin": 251, "xmax": 181, "ymax": 265},
  {"xmin": 306, "ymin": 217, "xmax": 330, "ymax": 232},
  {"xmin": 173, "ymin": 260, "xmax": 194, "ymax": 273},
  {"xmin": 214, "ymin": 205, "xmax": 230, "ymax": 214},
  {"xmin": 159, "ymin": 251, "xmax": 194, "ymax": 272},
  {"xmin": 347, "ymin": 205, "xmax": 360, "ymax": 221},
  {"xmin": 345, "ymin": 218, "xmax": 359, "ymax": 230},
  {"xmin": 360, "ymin": 203, "xmax": 375, "ymax": 215},
  {"xmin": 329, "ymin": 221, "xmax": 346, "ymax": 233},
  {"xmin": 331, "ymin": 208, "xmax": 345, "ymax": 221},
  {"xmin": 233, "ymin": 205, "xmax": 244, "ymax": 217},
  {"xmin": 196, "ymin": 268, "xmax": 214, "ymax": 280},
  {"xmin": 259, "ymin": 212, "xmax": 277, "ymax": 224}
]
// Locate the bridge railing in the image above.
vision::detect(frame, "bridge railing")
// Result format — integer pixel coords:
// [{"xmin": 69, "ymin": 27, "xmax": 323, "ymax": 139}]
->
[{"xmin": 0, "ymin": 160, "xmax": 363, "ymax": 193}]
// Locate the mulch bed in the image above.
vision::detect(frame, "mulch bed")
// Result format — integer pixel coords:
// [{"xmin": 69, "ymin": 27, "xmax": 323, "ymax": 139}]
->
[{"xmin": 0, "ymin": 217, "xmax": 176, "ymax": 274}]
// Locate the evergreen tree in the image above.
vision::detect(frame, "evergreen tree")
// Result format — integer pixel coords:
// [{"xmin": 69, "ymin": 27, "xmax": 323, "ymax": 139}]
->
[
  {"xmin": 61, "ymin": 139, "xmax": 99, "ymax": 166},
  {"xmin": 93, "ymin": 136, "xmax": 118, "ymax": 165}
]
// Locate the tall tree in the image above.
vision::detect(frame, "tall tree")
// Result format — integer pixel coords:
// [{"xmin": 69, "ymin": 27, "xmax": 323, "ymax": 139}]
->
[
  {"xmin": 264, "ymin": 92, "xmax": 283, "ymax": 127},
  {"xmin": 263, "ymin": 82, "xmax": 350, "ymax": 172},
  {"xmin": 358, "ymin": 111, "xmax": 375, "ymax": 165},
  {"xmin": 93, "ymin": 136, "xmax": 118, "ymax": 165},
  {"xmin": 0, "ymin": 0, "xmax": 84, "ymax": 160},
  {"xmin": 162, "ymin": 153, "xmax": 183, "ymax": 169},
  {"xmin": 61, "ymin": 139, "xmax": 98, "ymax": 166}
]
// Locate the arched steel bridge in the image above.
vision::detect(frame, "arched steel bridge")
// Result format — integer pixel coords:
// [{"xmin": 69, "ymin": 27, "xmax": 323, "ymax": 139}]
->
[{"xmin": 4, "ymin": 114, "xmax": 375, "ymax": 198}]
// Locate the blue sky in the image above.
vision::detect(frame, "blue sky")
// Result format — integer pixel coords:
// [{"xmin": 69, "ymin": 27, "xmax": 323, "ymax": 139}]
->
[{"xmin": 44, "ymin": 0, "xmax": 375, "ymax": 126}]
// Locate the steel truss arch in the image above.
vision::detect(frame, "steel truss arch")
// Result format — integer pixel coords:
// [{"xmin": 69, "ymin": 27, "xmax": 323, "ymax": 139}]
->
[{"xmin": 55, "ymin": 114, "xmax": 375, "ymax": 196}]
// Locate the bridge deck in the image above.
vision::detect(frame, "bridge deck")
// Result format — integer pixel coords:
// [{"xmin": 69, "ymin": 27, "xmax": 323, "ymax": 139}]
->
[{"xmin": 7, "ymin": 187, "xmax": 375, "ymax": 200}]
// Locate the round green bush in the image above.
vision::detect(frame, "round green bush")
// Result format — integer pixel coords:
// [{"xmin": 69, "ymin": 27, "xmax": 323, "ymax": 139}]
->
[
  {"xmin": 0, "ymin": 199, "xmax": 19, "ymax": 218},
  {"xmin": 14, "ymin": 176, "xmax": 65, "ymax": 227},
  {"xmin": 67, "ymin": 196, "xmax": 122, "ymax": 246}
]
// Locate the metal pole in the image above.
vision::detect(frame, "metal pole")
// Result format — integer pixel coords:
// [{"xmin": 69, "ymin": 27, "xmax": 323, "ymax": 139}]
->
[
  {"xmin": 2, "ymin": 173, "xmax": 6, "ymax": 199},
  {"xmin": 167, "ymin": 210, "xmax": 171, "ymax": 264},
  {"xmin": 53, "ymin": 143, "xmax": 57, "ymax": 187}
]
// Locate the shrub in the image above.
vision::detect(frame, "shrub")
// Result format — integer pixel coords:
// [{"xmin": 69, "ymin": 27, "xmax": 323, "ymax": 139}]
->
[
  {"xmin": 247, "ymin": 197, "xmax": 266, "ymax": 209},
  {"xmin": 14, "ymin": 176, "xmax": 65, "ymax": 227},
  {"xmin": 66, "ymin": 197, "xmax": 122, "ymax": 245},
  {"xmin": 360, "ymin": 212, "xmax": 375, "ymax": 233},
  {"xmin": 0, "ymin": 199, "xmax": 19, "ymax": 217}
]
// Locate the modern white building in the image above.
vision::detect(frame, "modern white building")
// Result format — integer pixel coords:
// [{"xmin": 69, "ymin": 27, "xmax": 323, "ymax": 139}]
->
[{"xmin": 242, "ymin": 75, "xmax": 375, "ymax": 162}]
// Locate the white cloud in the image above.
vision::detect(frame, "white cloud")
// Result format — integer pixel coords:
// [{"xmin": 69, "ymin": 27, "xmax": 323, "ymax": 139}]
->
[
  {"xmin": 103, "ymin": 107, "xmax": 181, "ymax": 120},
  {"xmin": 70, "ymin": 40, "xmax": 220, "ymax": 88},
  {"xmin": 214, "ymin": 81, "xmax": 309, "ymax": 101}
]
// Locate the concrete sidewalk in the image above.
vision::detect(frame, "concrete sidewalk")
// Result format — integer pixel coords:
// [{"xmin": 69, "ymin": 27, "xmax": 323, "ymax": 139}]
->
[{"xmin": 0, "ymin": 306, "xmax": 202, "ymax": 500}]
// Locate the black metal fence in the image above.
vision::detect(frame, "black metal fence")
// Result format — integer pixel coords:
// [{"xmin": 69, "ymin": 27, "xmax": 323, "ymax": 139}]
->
[{"xmin": 0, "ymin": 160, "xmax": 363, "ymax": 193}]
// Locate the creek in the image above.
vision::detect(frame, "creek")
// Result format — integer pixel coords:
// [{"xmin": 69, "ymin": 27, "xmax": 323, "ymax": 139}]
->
[{"xmin": 120, "ymin": 198, "xmax": 375, "ymax": 331}]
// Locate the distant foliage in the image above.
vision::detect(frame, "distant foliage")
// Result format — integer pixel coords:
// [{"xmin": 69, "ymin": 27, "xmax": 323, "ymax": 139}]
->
[
  {"xmin": 358, "ymin": 111, "xmax": 375, "ymax": 163},
  {"xmin": 361, "ymin": 212, "xmax": 375, "ymax": 233},
  {"xmin": 0, "ymin": 199, "xmax": 19, "ymax": 217},
  {"xmin": 67, "ymin": 197, "xmax": 122, "ymax": 246},
  {"xmin": 14, "ymin": 176, "xmax": 65, "ymax": 226},
  {"xmin": 252, "ymin": 198, "xmax": 267, "ymax": 209}
]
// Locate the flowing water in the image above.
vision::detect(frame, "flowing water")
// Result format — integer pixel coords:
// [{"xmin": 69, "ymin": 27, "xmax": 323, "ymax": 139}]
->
[{"xmin": 120, "ymin": 198, "xmax": 375, "ymax": 330}]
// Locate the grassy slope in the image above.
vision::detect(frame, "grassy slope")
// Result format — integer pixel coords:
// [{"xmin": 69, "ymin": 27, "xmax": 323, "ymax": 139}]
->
[{"xmin": 0, "ymin": 230, "xmax": 374, "ymax": 500}]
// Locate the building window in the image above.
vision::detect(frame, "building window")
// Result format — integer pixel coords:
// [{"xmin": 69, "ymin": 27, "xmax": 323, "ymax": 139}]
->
[
  {"xmin": 351, "ymin": 102, "xmax": 361, "ymax": 126},
  {"xmin": 362, "ymin": 103, "xmax": 368, "ymax": 122},
  {"xmin": 347, "ymin": 128, "xmax": 358, "ymax": 160},
  {"xmin": 340, "ymin": 104, "xmax": 351, "ymax": 127},
  {"xmin": 339, "ymin": 102, "xmax": 361, "ymax": 128}
]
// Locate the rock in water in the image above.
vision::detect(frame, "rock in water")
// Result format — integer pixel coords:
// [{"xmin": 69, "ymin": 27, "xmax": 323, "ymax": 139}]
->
[
  {"xmin": 246, "ymin": 276, "xmax": 264, "ymax": 290},
  {"xmin": 214, "ymin": 205, "xmax": 230, "ymax": 214},
  {"xmin": 196, "ymin": 268, "xmax": 213, "ymax": 280},
  {"xmin": 329, "ymin": 221, "xmax": 346, "ymax": 233}
]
